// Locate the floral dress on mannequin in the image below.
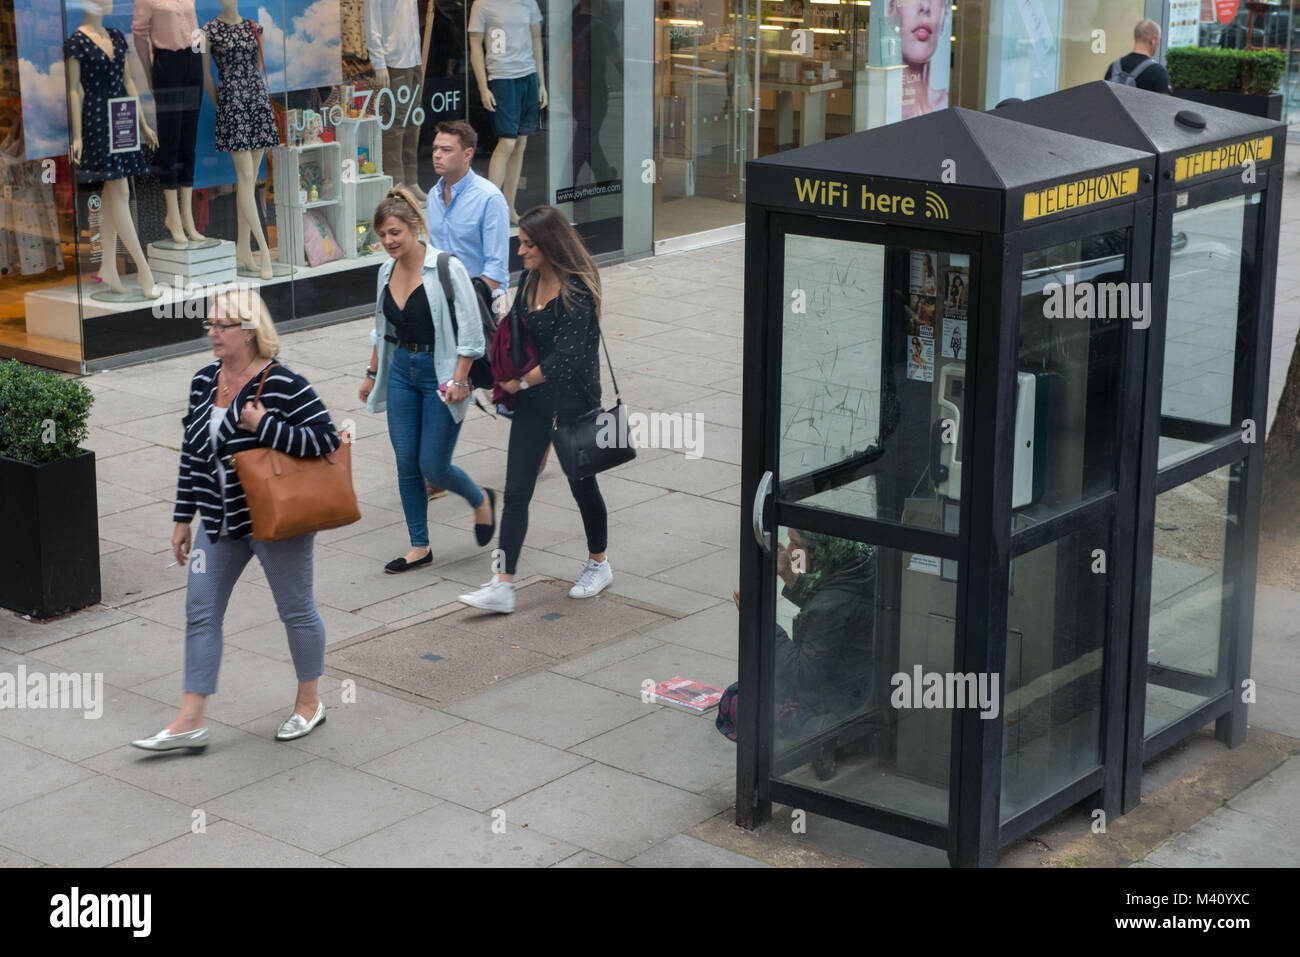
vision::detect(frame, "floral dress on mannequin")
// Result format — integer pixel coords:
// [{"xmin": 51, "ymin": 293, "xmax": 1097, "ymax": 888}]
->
[
  {"xmin": 202, "ymin": 17, "xmax": 280, "ymax": 152},
  {"xmin": 63, "ymin": 28, "xmax": 150, "ymax": 184}
]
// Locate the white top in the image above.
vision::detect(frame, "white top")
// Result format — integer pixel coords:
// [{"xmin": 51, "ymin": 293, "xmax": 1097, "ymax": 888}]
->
[
  {"xmin": 209, "ymin": 404, "xmax": 228, "ymax": 536},
  {"xmin": 469, "ymin": 0, "xmax": 542, "ymax": 81},
  {"xmin": 364, "ymin": 0, "xmax": 421, "ymax": 71}
]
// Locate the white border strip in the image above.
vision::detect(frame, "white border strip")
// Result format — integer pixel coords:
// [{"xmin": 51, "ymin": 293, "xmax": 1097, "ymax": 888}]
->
[{"xmin": 654, "ymin": 222, "xmax": 746, "ymax": 257}]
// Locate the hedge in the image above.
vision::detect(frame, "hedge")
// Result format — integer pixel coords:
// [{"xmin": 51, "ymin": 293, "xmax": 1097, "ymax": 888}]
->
[{"xmin": 1167, "ymin": 47, "xmax": 1286, "ymax": 96}]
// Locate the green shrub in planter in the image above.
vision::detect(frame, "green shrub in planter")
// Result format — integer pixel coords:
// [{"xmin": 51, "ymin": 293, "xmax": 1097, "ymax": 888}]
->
[
  {"xmin": 1167, "ymin": 47, "xmax": 1286, "ymax": 96},
  {"xmin": 0, "ymin": 359, "xmax": 93, "ymax": 464}
]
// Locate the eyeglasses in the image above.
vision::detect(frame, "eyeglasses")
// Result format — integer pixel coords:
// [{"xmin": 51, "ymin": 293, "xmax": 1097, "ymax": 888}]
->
[{"xmin": 202, "ymin": 320, "xmax": 243, "ymax": 333}]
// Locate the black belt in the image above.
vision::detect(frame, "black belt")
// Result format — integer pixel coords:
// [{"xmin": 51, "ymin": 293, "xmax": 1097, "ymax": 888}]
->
[{"xmin": 385, "ymin": 334, "xmax": 435, "ymax": 353}]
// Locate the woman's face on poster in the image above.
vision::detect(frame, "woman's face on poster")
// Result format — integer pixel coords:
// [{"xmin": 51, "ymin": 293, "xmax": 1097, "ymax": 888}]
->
[{"xmin": 892, "ymin": 0, "xmax": 947, "ymax": 67}]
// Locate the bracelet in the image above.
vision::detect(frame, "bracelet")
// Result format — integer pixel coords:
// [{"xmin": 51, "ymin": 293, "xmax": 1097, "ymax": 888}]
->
[
  {"xmin": 365, "ymin": 369, "xmax": 377, "ymax": 379},
  {"xmin": 451, "ymin": 379, "xmax": 469, "ymax": 387}
]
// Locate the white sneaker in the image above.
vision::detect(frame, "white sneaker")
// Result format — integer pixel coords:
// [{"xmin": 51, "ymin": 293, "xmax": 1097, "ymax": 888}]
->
[
  {"xmin": 459, "ymin": 578, "xmax": 516, "ymax": 613},
  {"xmin": 569, "ymin": 558, "xmax": 613, "ymax": 599}
]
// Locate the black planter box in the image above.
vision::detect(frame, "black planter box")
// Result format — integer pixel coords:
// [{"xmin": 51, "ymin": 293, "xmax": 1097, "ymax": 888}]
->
[
  {"xmin": 1173, "ymin": 88, "xmax": 1283, "ymax": 120},
  {"xmin": 0, "ymin": 451, "xmax": 101, "ymax": 619}
]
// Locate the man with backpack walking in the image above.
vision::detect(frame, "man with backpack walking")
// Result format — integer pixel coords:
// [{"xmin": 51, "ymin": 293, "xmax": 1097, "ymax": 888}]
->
[
  {"xmin": 1105, "ymin": 19, "xmax": 1173, "ymax": 94},
  {"xmin": 422, "ymin": 119, "xmax": 512, "ymax": 496}
]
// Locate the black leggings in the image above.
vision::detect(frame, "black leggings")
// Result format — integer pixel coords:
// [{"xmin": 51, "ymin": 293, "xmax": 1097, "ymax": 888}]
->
[
  {"xmin": 151, "ymin": 48, "xmax": 203, "ymax": 188},
  {"xmin": 499, "ymin": 393, "xmax": 607, "ymax": 575}
]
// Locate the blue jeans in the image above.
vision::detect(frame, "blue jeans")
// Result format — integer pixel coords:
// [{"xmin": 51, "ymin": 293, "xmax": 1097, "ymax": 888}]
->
[{"xmin": 386, "ymin": 348, "xmax": 484, "ymax": 548}]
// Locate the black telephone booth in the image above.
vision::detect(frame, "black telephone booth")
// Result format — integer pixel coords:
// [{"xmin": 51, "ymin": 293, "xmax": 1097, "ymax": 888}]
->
[
  {"xmin": 737, "ymin": 108, "xmax": 1159, "ymax": 866},
  {"xmin": 993, "ymin": 83, "xmax": 1285, "ymax": 813}
]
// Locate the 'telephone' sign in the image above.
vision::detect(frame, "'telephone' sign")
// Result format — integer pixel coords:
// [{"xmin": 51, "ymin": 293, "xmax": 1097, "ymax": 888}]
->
[
  {"xmin": 1023, "ymin": 168, "xmax": 1140, "ymax": 221},
  {"xmin": 1174, "ymin": 136, "xmax": 1273, "ymax": 183}
]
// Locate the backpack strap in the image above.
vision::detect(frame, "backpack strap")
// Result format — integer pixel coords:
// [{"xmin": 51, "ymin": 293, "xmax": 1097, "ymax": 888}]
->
[
  {"xmin": 435, "ymin": 251, "xmax": 460, "ymax": 341},
  {"xmin": 1129, "ymin": 57, "xmax": 1156, "ymax": 80},
  {"xmin": 1108, "ymin": 58, "xmax": 1124, "ymax": 81}
]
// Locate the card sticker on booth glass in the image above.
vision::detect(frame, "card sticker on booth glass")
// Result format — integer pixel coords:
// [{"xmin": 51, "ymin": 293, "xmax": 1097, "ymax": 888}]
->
[
  {"xmin": 941, "ymin": 266, "xmax": 969, "ymax": 359},
  {"xmin": 907, "ymin": 329, "xmax": 934, "ymax": 382},
  {"xmin": 909, "ymin": 251, "xmax": 938, "ymax": 296}
]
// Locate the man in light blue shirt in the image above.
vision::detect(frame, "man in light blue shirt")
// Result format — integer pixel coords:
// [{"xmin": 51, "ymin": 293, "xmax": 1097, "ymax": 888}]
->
[{"xmin": 425, "ymin": 120, "xmax": 511, "ymax": 298}]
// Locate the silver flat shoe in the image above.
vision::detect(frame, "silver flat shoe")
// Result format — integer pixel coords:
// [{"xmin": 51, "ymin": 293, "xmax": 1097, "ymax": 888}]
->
[
  {"xmin": 131, "ymin": 726, "xmax": 210, "ymax": 752},
  {"xmin": 275, "ymin": 701, "xmax": 326, "ymax": 741}
]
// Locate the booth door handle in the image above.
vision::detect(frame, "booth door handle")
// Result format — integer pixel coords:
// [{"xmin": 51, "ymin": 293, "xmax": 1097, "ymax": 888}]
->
[{"xmin": 752, "ymin": 470, "xmax": 773, "ymax": 553}]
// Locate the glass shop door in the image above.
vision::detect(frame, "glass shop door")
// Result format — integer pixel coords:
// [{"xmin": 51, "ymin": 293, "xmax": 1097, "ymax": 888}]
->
[{"xmin": 743, "ymin": 213, "xmax": 979, "ymax": 845}]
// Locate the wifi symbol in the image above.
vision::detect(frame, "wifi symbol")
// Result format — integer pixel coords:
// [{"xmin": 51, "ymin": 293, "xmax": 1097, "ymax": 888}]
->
[{"xmin": 924, "ymin": 190, "xmax": 949, "ymax": 220}]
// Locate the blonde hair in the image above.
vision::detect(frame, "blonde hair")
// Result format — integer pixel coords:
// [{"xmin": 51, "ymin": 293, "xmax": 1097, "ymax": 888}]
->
[
  {"xmin": 372, "ymin": 186, "xmax": 426, "ymax": 237},
  {"xmin": 209, "ymin": 285, "xmax": 280, "ymax": 359}
]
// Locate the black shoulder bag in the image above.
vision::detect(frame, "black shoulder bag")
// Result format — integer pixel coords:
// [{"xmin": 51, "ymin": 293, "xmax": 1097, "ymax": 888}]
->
[{"xmin": 549, "ymin": 289, "xmax": 636, "ymax": 479}]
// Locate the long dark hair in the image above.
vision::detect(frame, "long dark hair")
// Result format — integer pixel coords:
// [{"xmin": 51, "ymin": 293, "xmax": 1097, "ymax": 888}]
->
[{"xmin": 518, "ymin": 205, "xmax": 602, "ymax": 316}]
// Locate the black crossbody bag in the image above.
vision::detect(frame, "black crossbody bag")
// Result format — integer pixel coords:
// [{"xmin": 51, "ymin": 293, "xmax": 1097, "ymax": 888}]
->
[{"xmin": 548, "ymin": 287, "xmax": 636, "ymax": 479}]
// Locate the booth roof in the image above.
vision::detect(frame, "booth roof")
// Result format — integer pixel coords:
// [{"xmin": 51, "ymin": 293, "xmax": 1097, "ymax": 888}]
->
[
  {"xmin": 748, "ymin": 107, "xmax": 1151, "ymax": 192},
  {"xmin": 991, "ymin": 81, "xmax": 1284, "ymax": 158}
]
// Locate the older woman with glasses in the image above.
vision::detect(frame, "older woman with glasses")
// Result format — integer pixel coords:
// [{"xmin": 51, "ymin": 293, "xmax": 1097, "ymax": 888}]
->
[{"xmin": 131, "ymin": 287, "xmax": 341, "ymax": 753}]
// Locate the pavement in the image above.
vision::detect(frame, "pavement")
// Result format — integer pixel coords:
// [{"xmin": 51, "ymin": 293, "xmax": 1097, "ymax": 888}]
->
[{"xmin": 2, "ymin": 195, "xmax": 1300, "ymax": 866}]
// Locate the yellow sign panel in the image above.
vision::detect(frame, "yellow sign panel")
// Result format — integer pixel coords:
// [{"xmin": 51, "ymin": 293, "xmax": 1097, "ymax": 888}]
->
[
  {"xmin": 1174, "ymin": 136, "xmax": 1273, "ymax": 183},
  {"xmin": 1023, "ymin": 167, "xmax": 1141, "ymax": 221}
]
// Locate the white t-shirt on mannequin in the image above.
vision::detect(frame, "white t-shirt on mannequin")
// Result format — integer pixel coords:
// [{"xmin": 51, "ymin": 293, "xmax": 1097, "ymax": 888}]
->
[
  {"xmin": 469, "ymin": 0, "xmax": 543, "ymax": 80},
  {"xmin": 365, "ymin": 0, "xmax": 421, "ymax": 71}
]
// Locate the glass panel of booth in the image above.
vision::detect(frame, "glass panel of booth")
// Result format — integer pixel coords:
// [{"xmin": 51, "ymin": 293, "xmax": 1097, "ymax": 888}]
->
[
  {"xmin": 1144, "ymin": 463, "xmax": 1239, "ymax": 739},
  {"xmin": 777, "ymin": 232, "xmax": 974, "ymax": 536},
  {"xmin": 770, "ymin": 525, "xmax": 954, "ymax": 826},
  {"xmin": 1157, "ymin": 193, "xmax": 1260, "ymax": 471},
  {"xmin": 1012, "ymin": 227, "xmax": 1128, "ymax": 530},
  {"xmin": 1000, "ymin": 520, "xmax": 1108, "ymax": 822}
]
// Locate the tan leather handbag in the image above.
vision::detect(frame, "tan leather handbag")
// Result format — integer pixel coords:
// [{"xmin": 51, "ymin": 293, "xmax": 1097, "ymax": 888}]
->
[{"xmin": 229, "ymin": 364, "xmax": 361, "ymax": 542}]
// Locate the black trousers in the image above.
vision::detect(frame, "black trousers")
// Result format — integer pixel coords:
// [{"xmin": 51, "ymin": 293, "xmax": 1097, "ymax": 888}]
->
[
  {"xmin": 151, "ymin": 48, "xmax": 203, "ymax": 189},
  {"xmin": 499, "ymin": 392, "xmax": 608, "ymax": 575}
]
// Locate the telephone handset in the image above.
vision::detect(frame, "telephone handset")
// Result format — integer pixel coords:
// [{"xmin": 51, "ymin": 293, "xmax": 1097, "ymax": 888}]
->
[
  {"xmin": 931, "ymin": 363, "xmax": 964, "ymax": 499},
  {"xmin": 929, "ymin": 362, "xmax": 1039, "ymax": 508}
]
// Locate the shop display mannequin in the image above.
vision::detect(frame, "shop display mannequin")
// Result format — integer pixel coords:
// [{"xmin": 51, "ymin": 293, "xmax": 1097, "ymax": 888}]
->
[
  {"xmin": 65, "ymin": 0, "xmax": 160, "ymax": 298},
  {"xmin": 366, "ymin": 0, "xmax": 432, "ymax": 201},
  {"xmin": 469, "ymin": 0, "xmax": 546, "ymax": 225},
  {"xmin": 133, "ymin": 0, "xmax": 208, "ymax": 246},
  {"xmin": 201, "ymin": 0, "xmax": 280, "ymax": 279}
]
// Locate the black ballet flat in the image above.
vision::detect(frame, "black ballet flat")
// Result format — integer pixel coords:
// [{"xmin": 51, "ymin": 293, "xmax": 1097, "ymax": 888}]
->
[
  {"xmin": 475, "ymin": 488, "xmax": 497, "ymax": 547},
  {"xmin": 385, "ymin": 551, "xmax": 433, "ymax": 574}
]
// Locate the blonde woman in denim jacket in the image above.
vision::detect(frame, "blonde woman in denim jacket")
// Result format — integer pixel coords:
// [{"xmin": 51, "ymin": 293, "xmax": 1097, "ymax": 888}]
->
[{"xmin": 358, "ymin": 188, "xmax": 496, "ymax": 573}]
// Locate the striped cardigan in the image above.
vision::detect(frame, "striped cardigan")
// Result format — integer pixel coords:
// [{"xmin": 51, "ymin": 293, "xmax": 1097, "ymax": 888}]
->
[{"xmin": 173, "ymin": 359, "xmax": 342, "ymax": 540}]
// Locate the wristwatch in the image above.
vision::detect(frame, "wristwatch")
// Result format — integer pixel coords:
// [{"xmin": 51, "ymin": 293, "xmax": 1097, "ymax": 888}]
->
[
  {"xmin": 517, "ymin": 378, "xmax": 529, "ymax": 391},
  {"xmin": 365, "ymin": 368, "xmax": 376, "ymax": 379}
]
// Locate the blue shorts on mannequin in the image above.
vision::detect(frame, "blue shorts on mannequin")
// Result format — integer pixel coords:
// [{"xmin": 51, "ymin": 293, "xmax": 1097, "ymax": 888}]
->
[{"xmin": 489, "ymin": 73, "xmax": 539, "ymax": 138}]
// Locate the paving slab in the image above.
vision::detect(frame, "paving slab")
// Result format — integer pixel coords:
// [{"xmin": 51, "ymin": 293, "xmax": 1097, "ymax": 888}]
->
[
  {"xmin": 226, "ymin": 603, "xmax": 380, "ymax": 662},
  {"xmin": 573, "ymin": 708, "xmax": 736, "ymax": 793},
  {"xmin": 0, "ymin": 736, "xmax": 96, "ymax": 812},
  {"xmin": 0, "ymin": 846, "xmax": 44, "ymax": 867},
  {"xmin": 133, "ymin": 647, "xmax": 342, "ymax": 728},
  {"xmin": 640, "ymin": 601, "xmax": 740, "ymax": 657},
  {"xmin": 84, "ymin": 723, "xmax": 317, "ymax": 807},
  {"xmin": 501, "ymin": 762, "xmax": 723, "ymax": 862},
  {"xmin": 0, "ymin": 776, "xmax": 194, "ymax": 867},
  {"xmin": 629, "ymin": 833, "xmax": 770, "ymax": 868},
  {"xmin": 1145, "ymin": 805, "xmax": 1300, "ymax": 867},
  {"xmin": 579, "ymin": 643, "xmax": 737, "ymax": 702},
  {"xmin": 326, "ymin": 619, "xmax": 553, "ymax": 707},
  {"xmin": 445, "ymin": 670, "xmax": 650, "ymax": 748},
  {"xmin": 31, "ymin": 616, "xmax": 185, "ymax": 691},
  {"xmin": 98, "ymin": 501, "xmax": 186, "ymax": 555},
  {"xmin": 652, "ymin": 549, "xmax": 739, "ymax": 606},
  {"xmin": 551, "ymin": 850, "xmax": 629, "ymax": 867},
  {"xmin": 549, "ymin": 633, "xmax": 665, "ymax": 679},
  {"xmin": 327, "ymin": 802, "xmax": 578, "ymax": 867},
  {"xmin": 359, "ymin": 720, "xmax": 590, "ymax": 811},
  {"xmin": 547, "ymin": 529, "xmax": 724, "ymax": 580},
  {"xmin": 99, "ymin": 546, "xmax": 188, "ymax": 607},
  {"xmin": 0, "ymin": 603, "xmax": 133, "ymax": 654},
  {"xmin": 278, "ymin": 685, "xmax": 462, "ymax": 766},
  {"xmin": 83, "ymin": 425, "xmax": 153, "ymax": 460},
  {"xmin": 604, "ymin": 571, "xmax": 723, "ymax": 616},
  {"xmin": 0, "ymin": 682, "xmax": 177, "ymax": 762},
  {"xmin": 112, "ymin": 819, "xmax": 343, "ymax": 868},
  {"xmin": 206, "ymin": 758, "xmax": 437, "ymax": 855}
]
